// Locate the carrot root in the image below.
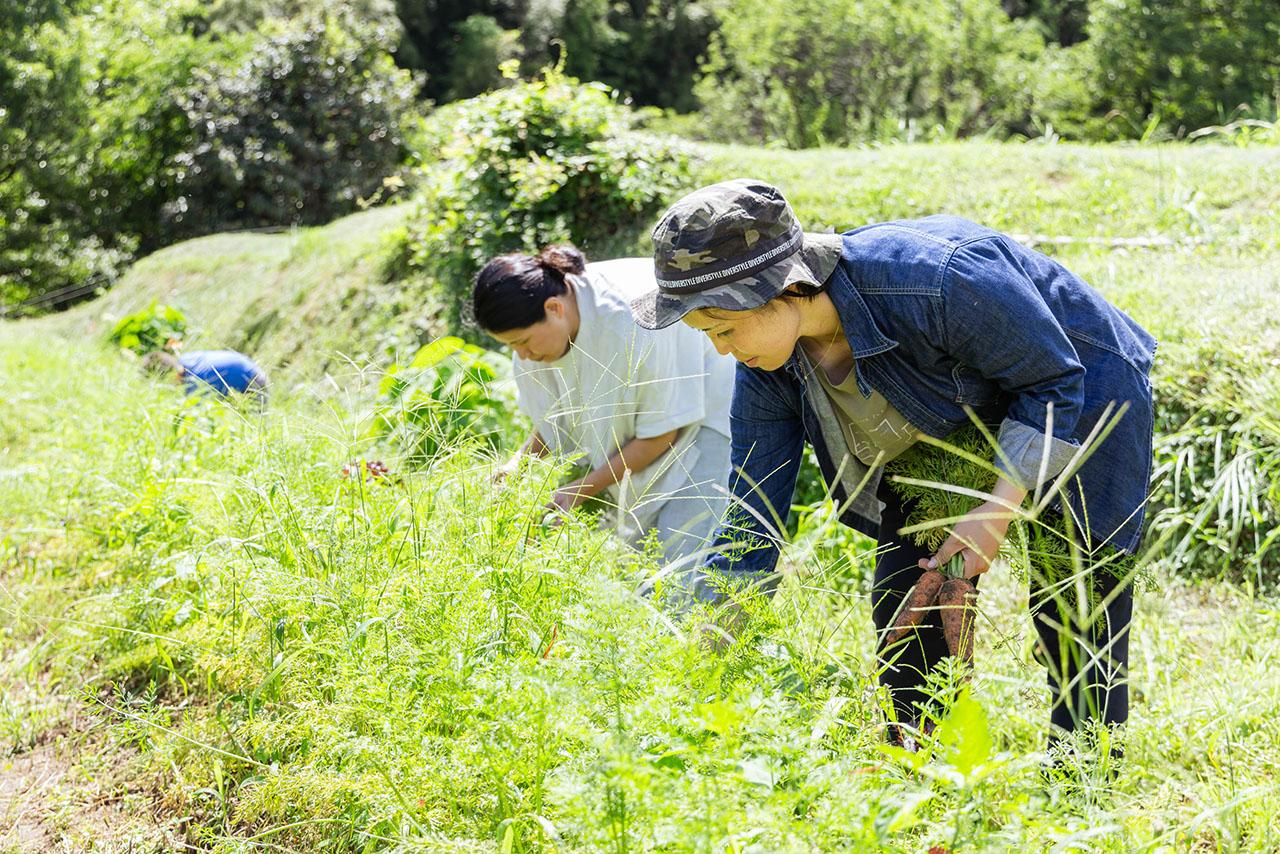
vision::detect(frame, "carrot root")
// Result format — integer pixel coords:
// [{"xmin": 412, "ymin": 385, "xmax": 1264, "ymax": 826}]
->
[
  {"xmin": 882, "ymin": 569, "xmax": 946, "ymax": 649},
  {"xmin": 938, "ymin": 577, "xmax": 978, "ymax": 664}
]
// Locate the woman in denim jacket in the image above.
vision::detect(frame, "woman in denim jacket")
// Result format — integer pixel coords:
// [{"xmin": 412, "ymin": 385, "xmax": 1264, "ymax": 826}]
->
[{"xmin": 631, "ymin": 179, "xmax": 1157, "ymax": 748}]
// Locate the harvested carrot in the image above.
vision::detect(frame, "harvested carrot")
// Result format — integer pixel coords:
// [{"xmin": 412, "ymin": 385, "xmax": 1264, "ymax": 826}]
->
[
  {"xmin": 938, "ymin": 576, "xmax": 978, "ymax": 663},
  {"xmin": 881, "ymin": 568, "xmax": 946, "ymax": 648}
]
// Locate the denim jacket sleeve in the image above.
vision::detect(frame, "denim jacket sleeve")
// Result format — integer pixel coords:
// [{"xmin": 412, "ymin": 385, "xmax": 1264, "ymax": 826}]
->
[
  {"xmin": 702, "ymin": 362, "xmax": 805, "ymax": 593},
  {"xmin": 942, "ymin": 238, "xmax": 1086, "ymax": 489}
]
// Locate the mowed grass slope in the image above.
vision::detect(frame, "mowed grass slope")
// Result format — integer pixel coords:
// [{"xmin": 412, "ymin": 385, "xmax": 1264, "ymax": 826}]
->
[
  {"xmin": 33, "ymin": 141, "xmax": 1280, "ymax": 386},
  {"xmin": 25, "ymin": 203, "xmax": 418, "ymax": 383},
  {"xmin": 3, "ymin": 142, "xmax": 1280, "ymax": 850}
]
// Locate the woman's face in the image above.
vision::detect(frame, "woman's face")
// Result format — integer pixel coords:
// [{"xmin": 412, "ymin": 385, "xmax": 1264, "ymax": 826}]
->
[
  {"xmin": 683, "ymin": 299, "xmax": 802, "ymax": 372},
  {"xmin": 490, "ymin": 295, "xmax": 575, "ymax": 363}
]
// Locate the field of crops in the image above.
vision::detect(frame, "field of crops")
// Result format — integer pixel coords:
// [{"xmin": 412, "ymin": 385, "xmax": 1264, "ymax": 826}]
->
[{"xmin": 3, "ymin": 142, "xmax": 1279, "ymax": 850}]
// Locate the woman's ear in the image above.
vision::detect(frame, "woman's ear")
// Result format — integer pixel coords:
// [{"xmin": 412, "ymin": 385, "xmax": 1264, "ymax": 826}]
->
[{"xmin": 543, "ymin": 296, "xmax": 564, "ymax": 319}]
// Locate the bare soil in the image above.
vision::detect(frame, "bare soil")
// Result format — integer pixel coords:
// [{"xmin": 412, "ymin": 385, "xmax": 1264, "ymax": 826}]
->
[{"xmin": 0, "ymin": 679, "xmax": 187, "ymax": 852}]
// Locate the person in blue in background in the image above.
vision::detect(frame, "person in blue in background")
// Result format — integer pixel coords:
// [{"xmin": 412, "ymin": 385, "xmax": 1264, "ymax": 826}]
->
[{"xmin": 144, "ymin": 349, "xmax": 269, "ymax": 401}]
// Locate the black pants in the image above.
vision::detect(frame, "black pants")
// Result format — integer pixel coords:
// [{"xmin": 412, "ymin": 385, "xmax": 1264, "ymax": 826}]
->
[{"xmin": 872, "ymin": 482, "xmax": 1133, "ymax": 736}]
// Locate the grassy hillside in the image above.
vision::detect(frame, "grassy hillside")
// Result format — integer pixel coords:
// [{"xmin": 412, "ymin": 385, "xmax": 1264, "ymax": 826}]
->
[
  {"xmin": 34, "ymin": 141, "xmax": 1280, "ymax": 382},
  {"xmin": 27, "ymin": 203, "xmax": 417, "ymax": 383},
  {"xmin": 4, "ymin": 141, "xmax": 1280, "ymax": 850}
]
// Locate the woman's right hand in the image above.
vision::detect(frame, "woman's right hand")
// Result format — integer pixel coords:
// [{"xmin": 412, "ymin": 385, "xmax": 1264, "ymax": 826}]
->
[
  {"xmin": 494, "ymin": 431, "xmax": 550, "ymax": 484},
  {"xmin": 491, "ymin": 456, "xmax": 520, "ymax": 484}
]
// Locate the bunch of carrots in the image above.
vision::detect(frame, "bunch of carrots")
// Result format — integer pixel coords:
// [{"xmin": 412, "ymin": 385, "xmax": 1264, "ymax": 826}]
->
[
  {"xmin": 882, "ymin": 427, "xmax": 994, "ymax": 668},
  {"xmin": 880, "ymin": 553, "xmax": 978, "ymax": 665}
]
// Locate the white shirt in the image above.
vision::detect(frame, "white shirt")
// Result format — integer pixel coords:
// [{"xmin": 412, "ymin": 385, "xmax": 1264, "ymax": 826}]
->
[{"xmin": 513, "ymin": 258, "xmax": 734, "ymax": 534}]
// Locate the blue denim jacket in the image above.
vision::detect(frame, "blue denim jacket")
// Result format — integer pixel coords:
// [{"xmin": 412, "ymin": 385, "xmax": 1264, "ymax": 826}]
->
[{"xmin": 705, "ymin": 215, "xmax": 1157, "ymax": 587}]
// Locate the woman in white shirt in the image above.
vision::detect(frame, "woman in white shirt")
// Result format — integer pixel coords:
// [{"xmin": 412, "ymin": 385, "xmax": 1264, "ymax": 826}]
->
[{"xmin": 475, "ymin": 244, "xmax": 735, "ymax": 575}]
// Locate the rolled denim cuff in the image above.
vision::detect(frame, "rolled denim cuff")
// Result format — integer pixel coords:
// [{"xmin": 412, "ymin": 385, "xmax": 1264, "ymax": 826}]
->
[{"xmin": 994, "ymin": 418, "xmax": 1079, "ymax": 489}]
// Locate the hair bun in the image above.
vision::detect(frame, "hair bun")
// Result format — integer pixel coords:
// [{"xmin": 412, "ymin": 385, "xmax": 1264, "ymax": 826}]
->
[{"xmin": 537, "ymin": 243, "xmax": 587, "ymax": 276}]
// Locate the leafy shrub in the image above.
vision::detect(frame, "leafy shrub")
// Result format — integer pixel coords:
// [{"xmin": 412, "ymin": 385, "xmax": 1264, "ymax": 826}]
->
[
  {"xmin": 163, "ymin": 14, "xmax": 416, "ymax": 238},
  {"xmin": 1087, "ymin": 0, "xmax": 1280, "ymax": 138},
  {"xmin": 371, "ymin": 337, "xmax": 520, "ymax": 465},
  {"xmin": 108, "ymin": 301, "xmax": 188, "ymax": 355},
  {"xmin": 188, "ymin": 0, "xmax": 399, "ymax": 37},
  {"xmin": 923, "ymin": 0, "xmax": 1047, "ymax": 139},
  {"xmin": 0, "ymin": 0, "xmax": 152, "ymax": 314},
  {"xmin": 1146, "ymin": 341, "xmax": 1280, "ymax": 584},
  {"xmin": 694, "ymin": 0, "xmax": 1049, "ymax": 147},
  {"xmin": 70, "ymin": 1, "xmax": 251, "ymax": 252},
  {"xmin": 4, "ymin": 2, "xmax": 414, "ymax": 315},
  {"xmin": 1021, "ymin": 41, "xmax": 1100, "ymax": 140},
  {"xmin": 388, "ymin": 68, "xmax": 693, "ymax": 334},
  {"xmin": 1148, "ymin": 416, "xmax": 1280, "ymax": 583}
]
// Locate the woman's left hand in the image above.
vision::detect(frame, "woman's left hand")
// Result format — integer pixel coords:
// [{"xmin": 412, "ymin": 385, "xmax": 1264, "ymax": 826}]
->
[
  {"xmin": 543, "ymin": 483, "xmax": 587, "ymax": 526},
  {"xmin": 917, "ymin": 500, "xmax": 1016, "ymax": 579}
]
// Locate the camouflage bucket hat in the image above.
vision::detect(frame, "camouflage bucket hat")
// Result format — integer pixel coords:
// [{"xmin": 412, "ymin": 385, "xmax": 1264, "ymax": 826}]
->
[{"xmin": 631, "ymin": 178, "xmax": 832, "ymax": 330}]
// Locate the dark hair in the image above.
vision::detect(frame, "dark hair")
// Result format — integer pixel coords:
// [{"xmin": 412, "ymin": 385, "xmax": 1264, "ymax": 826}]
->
[
  {"xmin": 773, "ymin": 279, "xmax": 829, "ymax": 302},
  {"xmin": 472, "ymin": 244, "xmax": 587, "ymax": 332},
  {"xmin": 141, "ymin": 350, "xmax": 182, "ymax": 376}
]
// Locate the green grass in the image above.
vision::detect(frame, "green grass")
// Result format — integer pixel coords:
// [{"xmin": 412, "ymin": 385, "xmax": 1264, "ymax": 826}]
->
[
  {"xmin": 3, "ymin": 326, "xmax": 1279, "ymax": 850},
  {"xmin": 4, "ymin": 140, "xmax": 1280, "ymax": 849},
  {"xmin": 699, "ymin": 142, "xmax": 1280, "ymax": 249}
]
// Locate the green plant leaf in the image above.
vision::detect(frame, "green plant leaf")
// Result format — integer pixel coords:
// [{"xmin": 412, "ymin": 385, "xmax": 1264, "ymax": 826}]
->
[
  {"xmin": 935, "ymin": 688, "xmax": 992, "ymax": 778},
  {"xmin": 410, "ymin": 336, "xmax": 466, "ymax": 370}
]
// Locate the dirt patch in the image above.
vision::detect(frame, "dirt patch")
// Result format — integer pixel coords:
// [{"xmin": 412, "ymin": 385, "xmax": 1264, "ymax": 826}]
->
[
  {"xmin": 0, "ymin": 689, "xmax": 187, "ymax": 853},
  {"xmin": 0, "ymin": 745, "xmax": 56, "ymax": 852},
  {"xmin": 1, "ymin": 537, "xmax": 194, "ymax": 852}
]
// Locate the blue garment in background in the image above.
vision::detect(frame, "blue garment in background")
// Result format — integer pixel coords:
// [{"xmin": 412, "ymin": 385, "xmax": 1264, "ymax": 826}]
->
[{"xmin": 179, "ymin": 350, "xmax": 266, "ymax": 397}]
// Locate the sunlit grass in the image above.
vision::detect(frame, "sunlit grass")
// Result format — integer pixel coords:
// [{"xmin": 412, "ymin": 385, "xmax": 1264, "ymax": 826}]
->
[
  {"xmin": 2, "ymin": 330, "xmax": 1279, "ymax": 850},
  {"xmin": 3, "ymin": 141, "xmax": 1279, "ymax": 849}
]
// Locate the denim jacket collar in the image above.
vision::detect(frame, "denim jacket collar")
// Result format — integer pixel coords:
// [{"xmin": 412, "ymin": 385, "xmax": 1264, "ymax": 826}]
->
[{"xmin": 829, "ymin": 262, "xmax": 899, "ymax": 358}]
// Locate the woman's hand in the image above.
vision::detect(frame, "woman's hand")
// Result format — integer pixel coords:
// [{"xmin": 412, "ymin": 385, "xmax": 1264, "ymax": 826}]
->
[
  {"xmin": 538, "ymin": 430, "xmax": 681, "ymax": 530},
  {"xmin": 542, "ymin": 482, "xmax": 587, "ymax": 527},
  {"xmin": 917, "ymin": 477, "xmax": 1028, "ymax": 579},
  {"xmin": 491, "ymin": 457, "xmax": 520, "ymax": 484},
  {"xmin": 918, "ymin": 501, "xmax": 1014, "ymax": 578},
  {"xmin": 494, "ymin": 430, "xmax": 550, "ymax": 484}
]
